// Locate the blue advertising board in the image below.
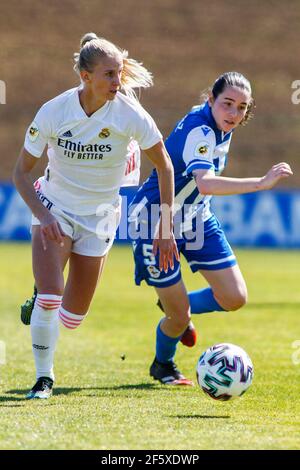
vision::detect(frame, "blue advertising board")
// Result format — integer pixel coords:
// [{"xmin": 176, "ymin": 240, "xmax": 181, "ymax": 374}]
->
[{"xmin": 1, "ymin": 183, "xmax": 300, "ymax": 248}]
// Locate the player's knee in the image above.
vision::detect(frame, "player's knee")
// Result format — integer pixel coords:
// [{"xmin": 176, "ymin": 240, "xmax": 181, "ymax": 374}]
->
[
  {"xmin": 223, "ymin": 287, "xmax": 248, "ymax": 311},
  {"xmin": 166, "ymin": 308, "xmax": 191, "ymax": 333},
  {"xmin": 159, "ymin": 294, "xmax": 190, "ymax": 333},
  {"xmin": 229, "ymin": 296, "xmax": 247, "ymax": 311}
]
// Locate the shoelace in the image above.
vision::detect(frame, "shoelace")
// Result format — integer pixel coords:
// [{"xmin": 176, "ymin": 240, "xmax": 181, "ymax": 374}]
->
[
  {"xmin": 32, "ymin": 378, "xmax": 52, "ymax": 392},
  {"xmin": 163, "ymin": 361, "xmax": 180, "ymax": 375}
]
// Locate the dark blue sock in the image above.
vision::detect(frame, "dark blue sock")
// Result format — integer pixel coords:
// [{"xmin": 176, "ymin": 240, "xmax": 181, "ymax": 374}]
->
[
  {"xmin": 189, "ymin": 287, "xmax": 225, "ymax": 314},
  {"xmin": 156, "ymin": 320, "xmax": 181, "ymax": 363}
]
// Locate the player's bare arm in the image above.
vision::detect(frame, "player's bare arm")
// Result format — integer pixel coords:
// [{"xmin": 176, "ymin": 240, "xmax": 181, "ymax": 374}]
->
[
  {"xmin": 13, "ymin": 147, "xmax": 65, "ymax": 249},
  {"xmin": 194, "ymin": 162, "xmax": 293, "ymax": 196}
]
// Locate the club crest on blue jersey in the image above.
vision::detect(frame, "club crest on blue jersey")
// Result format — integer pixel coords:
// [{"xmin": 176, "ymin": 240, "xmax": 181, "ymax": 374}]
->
[
  {"xmin": 194, "ymin": 141, "xmax": 210, "ymax": 157},
  {"xmin": 99, "ymin": 128, "xmax": 110, "ymax": 138},
  {"xmin": 147, "ymin": 265, "xmax": 161, "ymax": 279},
  {"xmin": 198, "ymin": 145, "xmax": 209, "ymax": 155}
]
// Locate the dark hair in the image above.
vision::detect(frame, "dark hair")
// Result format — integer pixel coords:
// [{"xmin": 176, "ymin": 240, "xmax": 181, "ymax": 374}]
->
[{"xmin": 203, "ymin": 71, "xmax": 255, "ymax": 126}]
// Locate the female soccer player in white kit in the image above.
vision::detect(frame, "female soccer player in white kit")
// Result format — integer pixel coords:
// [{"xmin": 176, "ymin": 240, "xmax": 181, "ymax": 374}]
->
[{"xmin": 13, "ymin": 33, "xmax": 178, "ymax": 399}]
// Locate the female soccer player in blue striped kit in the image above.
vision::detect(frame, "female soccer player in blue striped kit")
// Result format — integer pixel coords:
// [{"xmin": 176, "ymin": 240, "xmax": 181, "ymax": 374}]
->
[{"xmin": 130, "ymin": 72, "xmax": 293, "ymax": 385}]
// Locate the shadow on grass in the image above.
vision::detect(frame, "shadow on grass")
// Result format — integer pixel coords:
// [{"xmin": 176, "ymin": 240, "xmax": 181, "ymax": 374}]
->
[
  {"xmin": 0, "ymin": 395, "xmax": 27, "ymax": 404},
  {"xmin": 171, "ymin": 414, "xmax": 230, "ymax": 419},
  {"xmin": 81, "ymin": 383, "xmax": 195, "ymax": 397},
  {"xmin": 94, "ymin": 383, "xmax": 159, "ymax": 391},
  {"xmin": 1, "ymin": 383, "xmax": 162, "ymax": 402},
  {"xmin": 4, "ymin": 387, "xmax": 85, "ymax": 398},
  {"xmin": 55, "ymin": 383, "xmax": 160, "ymax": 395},
  {"xmin": 3, "ymin": 378, "xmax": 199, "ymax": 400}
]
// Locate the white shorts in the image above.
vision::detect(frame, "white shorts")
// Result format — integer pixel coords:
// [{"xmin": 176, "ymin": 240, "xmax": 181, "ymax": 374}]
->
[{"xmin": 32, "ymin": 192, "xmax": 121, "ymax": 257}]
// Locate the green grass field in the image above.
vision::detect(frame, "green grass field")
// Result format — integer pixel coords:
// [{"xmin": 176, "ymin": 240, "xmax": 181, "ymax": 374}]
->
[{"xmin": 0, "ymin": 243, "xmax": 299, "ymax": 450}]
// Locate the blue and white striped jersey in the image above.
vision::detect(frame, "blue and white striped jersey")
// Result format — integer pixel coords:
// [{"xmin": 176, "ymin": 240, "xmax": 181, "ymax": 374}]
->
[{"xmin": 130, "ymin": 101, "xmax": 233, "ymax": 234}]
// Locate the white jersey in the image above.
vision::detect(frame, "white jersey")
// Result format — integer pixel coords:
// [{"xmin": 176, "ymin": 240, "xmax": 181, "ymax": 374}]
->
[{"xmin": 24, "ymin": 87, "xmax": 162, "ymax": 215}]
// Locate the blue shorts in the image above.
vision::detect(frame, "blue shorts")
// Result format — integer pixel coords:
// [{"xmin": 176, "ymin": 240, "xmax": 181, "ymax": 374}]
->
[{"xmin": 132, "ymin": 215, "xmax": 236, "ymax": 287}]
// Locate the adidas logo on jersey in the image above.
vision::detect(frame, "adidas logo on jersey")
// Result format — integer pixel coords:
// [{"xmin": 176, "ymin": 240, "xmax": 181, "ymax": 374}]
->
[{"xmin": 62, "ymin": 130, "xmax": 72, "ymax": 137}]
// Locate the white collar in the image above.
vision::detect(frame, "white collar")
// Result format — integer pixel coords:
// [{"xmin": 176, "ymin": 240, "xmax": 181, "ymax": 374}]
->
[{"xmin": 70, "ymin": 86, "xmax": 112, "ymax": 122}]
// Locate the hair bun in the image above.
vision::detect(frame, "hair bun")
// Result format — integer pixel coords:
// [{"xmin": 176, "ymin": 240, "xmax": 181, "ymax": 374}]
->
[{"xmin": 80, "ymin": 32, "xmax": 98, "ymax": 48}]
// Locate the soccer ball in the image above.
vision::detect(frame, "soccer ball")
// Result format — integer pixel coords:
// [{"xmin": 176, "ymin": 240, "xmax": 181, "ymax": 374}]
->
[{"xmin": 196, "ymin": 343, "xmax": 254, "ymax": 401}]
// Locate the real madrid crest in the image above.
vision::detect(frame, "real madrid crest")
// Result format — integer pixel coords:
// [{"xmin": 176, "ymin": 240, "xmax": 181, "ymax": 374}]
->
[{"xmin": 99, "ymin": 128, "xmax": 110, "ymax": 139}]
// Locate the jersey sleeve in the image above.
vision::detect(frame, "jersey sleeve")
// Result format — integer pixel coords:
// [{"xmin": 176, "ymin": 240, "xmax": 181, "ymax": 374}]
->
[
  {"xmin": 121, "ymin": 140, "xmax": 141, "ymax": 187},
  {"xmin": 182, "ymin": 125, "xmax": 216, "ymax": 175},
  {"xmin": 24, "ymin": 104, "xmax": 52, "ymax": 158},
  {"xmin": 129, "ymin": 104, "xmax": 162, "ymax": 150}
]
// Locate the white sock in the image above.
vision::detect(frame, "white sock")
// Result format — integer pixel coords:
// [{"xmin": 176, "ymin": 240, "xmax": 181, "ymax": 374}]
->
[
  {"xmin": 31, "ymin": 294, "xmax": 62, "ymax": 381},
  {"xmin": 59, "ymin": 306, "xmax": 87, "ymax": 329}
]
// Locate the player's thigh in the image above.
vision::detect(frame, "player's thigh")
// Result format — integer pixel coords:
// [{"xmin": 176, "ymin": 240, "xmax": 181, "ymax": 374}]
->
[
  {"xmin": 199, "ymin": 264, "xmax": 248, "ymax": 309},
  {"xmin": 63, "ymin": 253, "xmax": 107, "ymax": 313},
  {"xmin": 32, "ymin": 226, "xmax": 73, "ymax": 294},
  {"xmin": 155, "ymin": 280, "xmax": 190, "ymax": 321}
]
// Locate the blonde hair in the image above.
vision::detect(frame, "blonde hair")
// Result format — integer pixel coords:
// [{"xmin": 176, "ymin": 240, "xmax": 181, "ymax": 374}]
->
[{"xmin": 74, "ymin": 33, "xmax": 153, "ymax": 100}]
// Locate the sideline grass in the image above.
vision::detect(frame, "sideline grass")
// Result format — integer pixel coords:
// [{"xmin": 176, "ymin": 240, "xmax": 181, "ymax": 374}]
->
[{"xmin": 0, "ymin": 243, "xmax": 299, "ymax": 450}]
